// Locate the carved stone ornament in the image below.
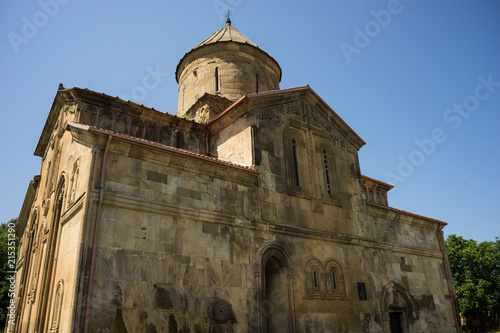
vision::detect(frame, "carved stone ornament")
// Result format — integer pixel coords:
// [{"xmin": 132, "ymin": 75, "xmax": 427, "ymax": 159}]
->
[
  {"xmin": 255, "ymin": 101, "xmax": 356, "ymax": 152},
  {"xmin": 211, "ymin": 299, "xmax": 235, "ymax": 324},
  {"xmin": 254, "ymin": 100, "xmax": 302, "ymax": 120}
]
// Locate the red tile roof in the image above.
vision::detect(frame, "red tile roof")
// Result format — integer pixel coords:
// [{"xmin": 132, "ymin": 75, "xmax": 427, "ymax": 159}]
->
[
  {"xmin": 361, "ymin": 175, "xmax": 394, "ymax": 189},
  {"xmin": 367, "ymin": 201, "xmax": 447, "ymax": 225},
  {"xmin": 66, "ymin": 121, "xmax": 259, "ymax": 175}
]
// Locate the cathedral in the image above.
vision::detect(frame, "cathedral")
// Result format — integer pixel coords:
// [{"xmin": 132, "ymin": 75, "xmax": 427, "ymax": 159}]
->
[{"xmin": 11, "ymin": 18, "xmax": 460, "ymax": 332}]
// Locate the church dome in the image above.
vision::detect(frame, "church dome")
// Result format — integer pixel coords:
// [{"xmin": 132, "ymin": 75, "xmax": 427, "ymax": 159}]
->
[{"xmin": 176, "ymin": 19, "xmax": 282, "ymax": 117}]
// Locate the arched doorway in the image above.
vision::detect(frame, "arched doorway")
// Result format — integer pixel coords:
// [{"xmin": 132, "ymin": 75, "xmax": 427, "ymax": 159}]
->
[{"xmin": 381, "ymin": 281, "xmax": 416, "ymax": 333}]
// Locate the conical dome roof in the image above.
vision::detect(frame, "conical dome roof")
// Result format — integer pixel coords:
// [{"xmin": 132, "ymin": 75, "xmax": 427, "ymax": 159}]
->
[
  {"xmin": 192, "ymin": 19, "xmax": 259, "ymax": 49},
  {"xmin": 176, "ymin": 19, "xmax": 281, "ymax": 83}
]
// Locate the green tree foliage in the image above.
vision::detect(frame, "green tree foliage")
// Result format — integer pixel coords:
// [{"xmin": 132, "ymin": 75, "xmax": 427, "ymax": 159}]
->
[
  {"xmin": 446, "ymin": 234, "xmax": 500, "ymax": 331},
  {"xmin": 0, "ymin": 218, "xmax": 20, "ymax": 326}
]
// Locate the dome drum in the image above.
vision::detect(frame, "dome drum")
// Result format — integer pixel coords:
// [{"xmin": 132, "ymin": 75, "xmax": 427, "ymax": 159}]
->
[{"xmin": 176, "ymin": 23, "xmax": 281, "ymax": 118}]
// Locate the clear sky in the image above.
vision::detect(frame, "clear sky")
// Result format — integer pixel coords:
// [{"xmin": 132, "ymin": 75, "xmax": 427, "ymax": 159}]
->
[{"xmin": 1, "ymin": 0, "xmax": 499, "ymax": 241}]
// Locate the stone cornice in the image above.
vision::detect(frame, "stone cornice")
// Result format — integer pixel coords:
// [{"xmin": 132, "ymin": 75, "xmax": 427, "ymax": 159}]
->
[{"xmin": 366, "ymin": 202, "xmax": 447, "ymax": 228}]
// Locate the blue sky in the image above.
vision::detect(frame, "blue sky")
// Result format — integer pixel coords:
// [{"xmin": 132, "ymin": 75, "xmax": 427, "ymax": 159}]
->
[{"xmin": 1, "ymin": 1, "xmax": 499, "ymax": 241}]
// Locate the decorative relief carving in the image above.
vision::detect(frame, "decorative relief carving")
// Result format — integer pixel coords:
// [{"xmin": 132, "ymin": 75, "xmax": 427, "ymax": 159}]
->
[
  {"xmin": 68, "ymin": 159, "xmax": 80, "ymax": 205},
  {"xmin": 311, "ymin": 198, "xmax": 324, "ymax": 213},
  {"xmin": 255, "ymin": 100, "xmax": 302, "ymax": 120},
  {"xmin": 80, "ymin": 105, "xmax": 97, "ymax": 125},
  {"xmin": 28, "ymin": 227, "xmax": 41, "ymax": 303},
  {"xmin": 77, "ymin": 102, "xmax": 206, "ymax": 154},
  {"xmin": 188, "ymin": 134, "xmax": 201, "ymax": 153},
  {"xmin": 49, "ymin": 280, "xmax": 64, "ymax": 332},
  {"xmin": 309, "ymin": 103, "xmax": 356, "ymax": 152},
  {"xmin": 255, "ymin": 100, "xmax": 356, "ymax": 152},
  {"xmin": 211, "ymin": 299, "xmax": 234, "ymax": 324}
]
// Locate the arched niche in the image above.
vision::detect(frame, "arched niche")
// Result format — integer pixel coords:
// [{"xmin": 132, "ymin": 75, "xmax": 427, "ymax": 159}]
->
[{"xmin": 257, "ymin": 243, "xmax": 296, "ymax": 333}]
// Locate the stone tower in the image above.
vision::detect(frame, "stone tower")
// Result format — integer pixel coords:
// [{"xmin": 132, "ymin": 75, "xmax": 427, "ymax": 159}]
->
[{"xmin": 176, "ymin": 18, "xmax": 281, "ymax": 121}]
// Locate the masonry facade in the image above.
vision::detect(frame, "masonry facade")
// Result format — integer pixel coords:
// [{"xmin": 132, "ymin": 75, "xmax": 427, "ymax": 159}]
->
[{"xmin": 10, "ymin": 19, "xmax": 460, "ymax": 332}]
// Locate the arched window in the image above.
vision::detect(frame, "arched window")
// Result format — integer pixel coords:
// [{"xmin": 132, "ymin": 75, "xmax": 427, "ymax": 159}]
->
[
  {"xmin": 284, "ymin": 128, "xmax": 307, "ymax": 196},
  {"xmin": 331, "ymin": 267, "xmax": 337, "ymax": 290},
  {"xmin": 317, "ymin": 141, "xmax": 340, "ymax": 204},
  {"xmin": 325, "ymin": 259, "xmax": 346, "ymax": 299},
  {"xmin": 215, "ymin": 67, "xmax": 220, "ymax": 92},
  {"xmin": 292, "ymin": 139, "xmax": 300, "ymax": 187},
  {"xmin": 175, "ymin": 131, "xmax": 185, "ymax": 149},
  {"xmin": 323, "ymin": 148, "xmax": 332, "ymax": 196},
  {"xmin": 305, "ymin": 257, "xmax": 324, "ymax": 298}
]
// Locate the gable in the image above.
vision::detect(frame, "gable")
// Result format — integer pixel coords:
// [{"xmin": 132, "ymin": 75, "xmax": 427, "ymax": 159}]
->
[
  {"xmin": 208, "ymin": 85, "xmax": 365, "ymax": 153},
  {"xmin": 253, "ymin": 97, "xmax": 364, "ymax": 153}
]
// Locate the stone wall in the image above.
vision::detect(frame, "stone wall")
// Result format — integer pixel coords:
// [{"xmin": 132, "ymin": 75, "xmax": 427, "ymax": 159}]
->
[{"xmin": 10, "ymin": 102, "xmax": 94, "ymax": 332}]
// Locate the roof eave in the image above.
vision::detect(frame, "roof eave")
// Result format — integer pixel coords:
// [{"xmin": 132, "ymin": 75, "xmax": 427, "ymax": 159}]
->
[
  {"xmin": 208, "ymin": 85, "xmax": 366, "ymax": 150},
  {"xmin": 66, "ymin": 121, "xmax": 259, "ymax": 175}
]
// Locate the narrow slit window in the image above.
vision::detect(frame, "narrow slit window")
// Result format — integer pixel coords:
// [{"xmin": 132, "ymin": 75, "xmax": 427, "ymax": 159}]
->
[
  {"xmin": 256, "ymin": 74, "xmax": 259, "ymax": 93},
  {"xmin": 331, "ymin": 269, "xmax": 337, "ymax": 290},
  {"xmin": 292, "ymin": 139, "xmax": 300, "ymax": 187},
  {"xmin": 323, "ymin": 148, "xmax": 332, "ymax": 195},
  {"xmin": 215, "ymin": 67, "xmax": 219, "ymax": 92},
  {"xmin": 313, "ymin": 270, "xmax": 318, "ymax": 289}
]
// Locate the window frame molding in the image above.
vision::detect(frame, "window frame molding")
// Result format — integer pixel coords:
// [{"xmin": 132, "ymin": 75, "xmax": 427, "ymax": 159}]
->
[
  {"xmin": 284, "ymin": 127, "xmax": 309, "ymax": 197},
  {"xmin": 304, "ymin": 257, "xmax": 347, "ymax": 300},
  {"xmin": 315, "ymin": 139, "xmax": 341, "ymax": 206}
]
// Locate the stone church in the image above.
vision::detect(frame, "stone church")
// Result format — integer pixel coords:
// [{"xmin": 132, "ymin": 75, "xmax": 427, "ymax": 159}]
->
[{"xmin": 11, "ymin": 19, "xmax": 460, "ymax": 332}]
